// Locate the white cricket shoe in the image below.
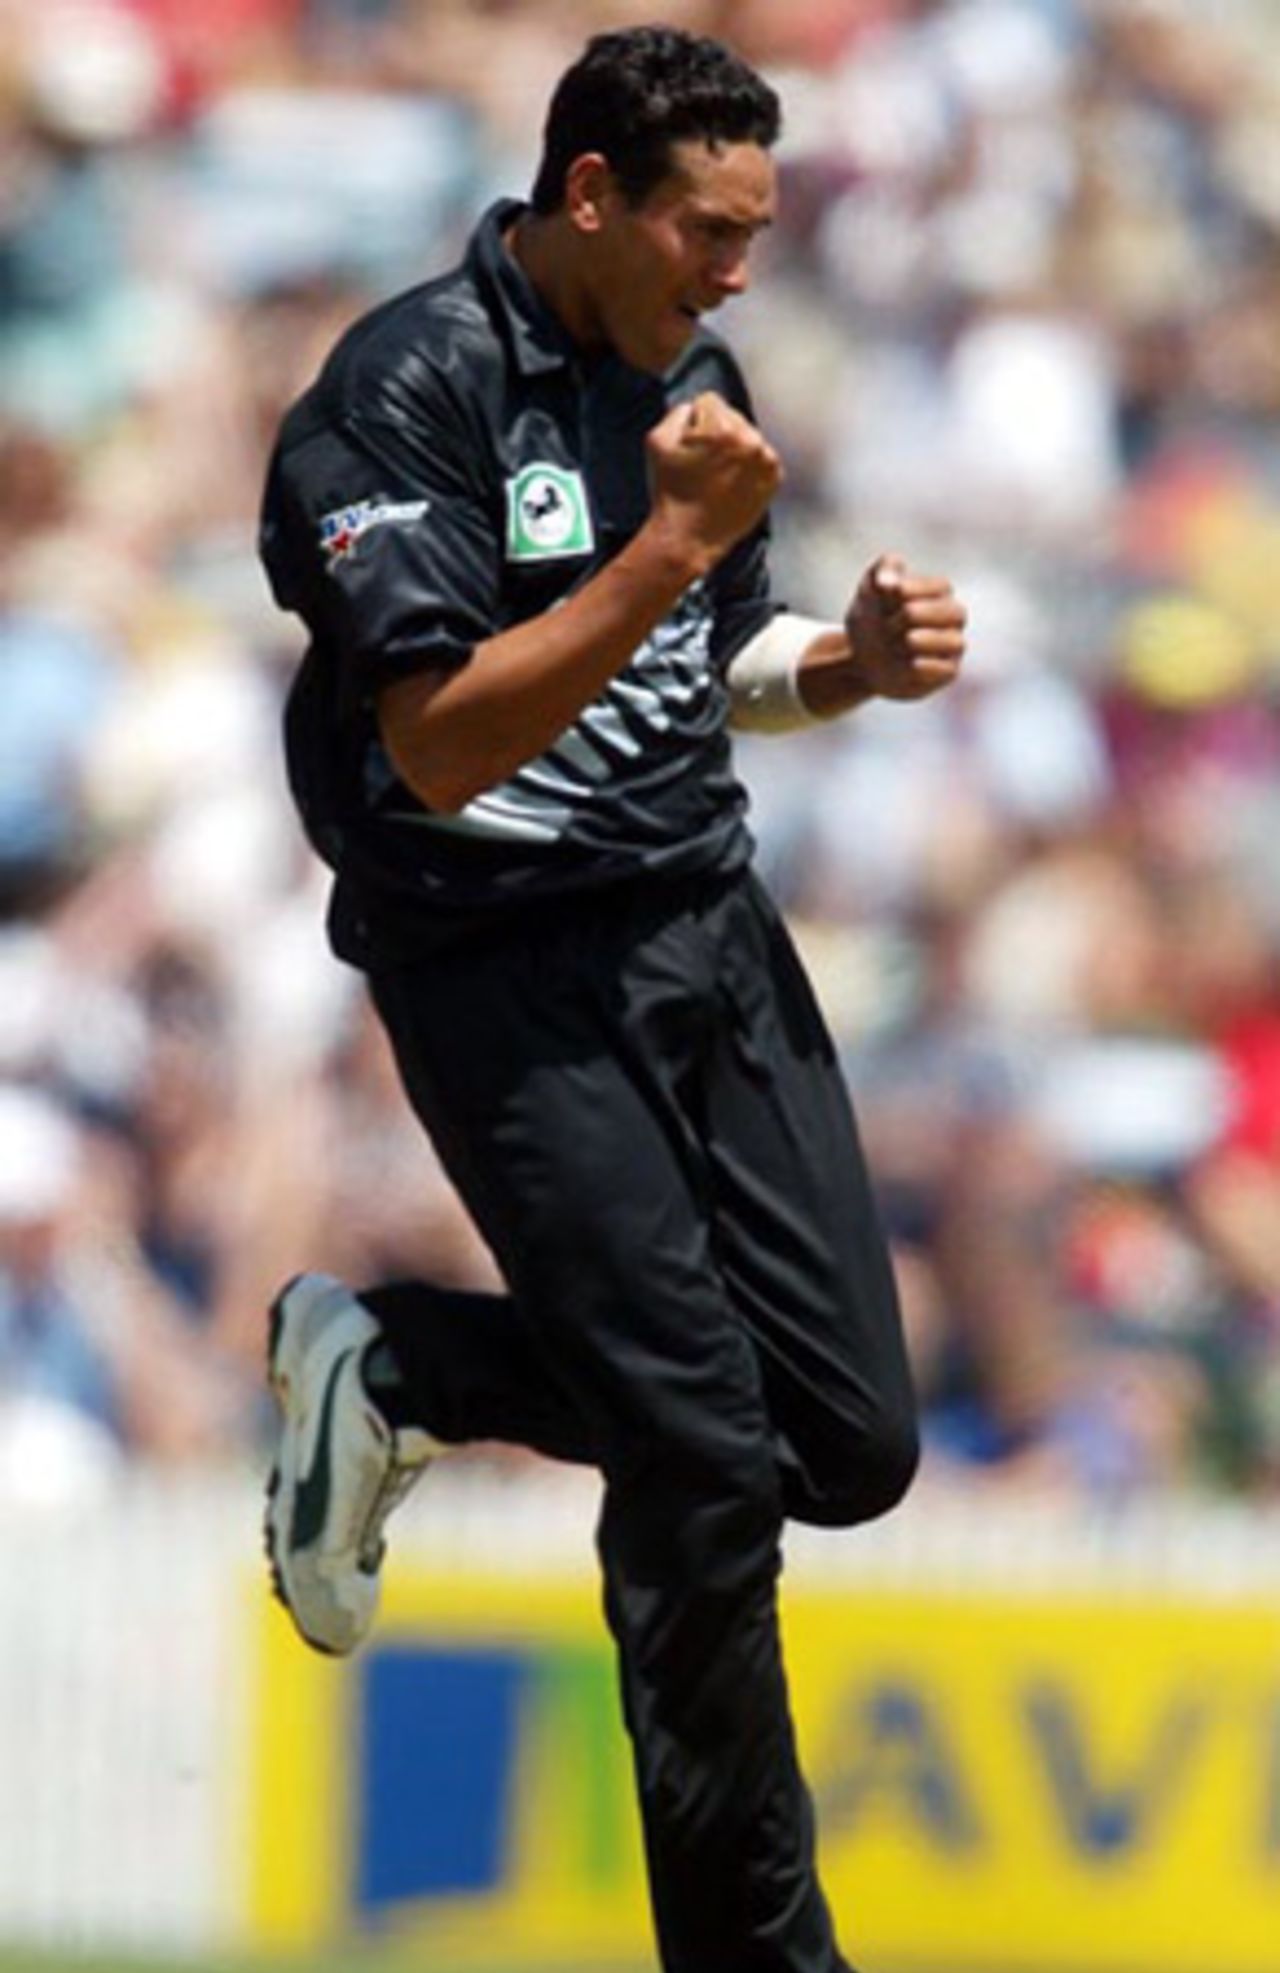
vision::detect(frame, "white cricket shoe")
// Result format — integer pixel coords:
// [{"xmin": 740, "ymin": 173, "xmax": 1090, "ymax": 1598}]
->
[{"xmin": 264, "ymin": 1273, "xmax": 435, "ymax": 1656}]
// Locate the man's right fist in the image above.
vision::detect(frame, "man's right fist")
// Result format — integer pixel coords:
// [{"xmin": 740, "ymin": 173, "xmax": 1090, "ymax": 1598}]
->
[{"xmin": 646, "ymin": 390, "xmax": 782, "ymax": 574}]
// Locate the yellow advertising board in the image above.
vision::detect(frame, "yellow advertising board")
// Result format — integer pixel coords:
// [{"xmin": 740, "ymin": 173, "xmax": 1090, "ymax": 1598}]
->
[
  {"xmin": 791, "ymin": 1590, "xmax": 1280, "ymax": 1972},
  {"xmin": 245, "ymin": 1569, "xmax": 1280, "ymax": 1971}
]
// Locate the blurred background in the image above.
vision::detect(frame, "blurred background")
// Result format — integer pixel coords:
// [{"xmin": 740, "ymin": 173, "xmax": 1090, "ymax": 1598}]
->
[{"xmin": 3, "ymin": 1, "xmax": 1280, "ymax": 1970}]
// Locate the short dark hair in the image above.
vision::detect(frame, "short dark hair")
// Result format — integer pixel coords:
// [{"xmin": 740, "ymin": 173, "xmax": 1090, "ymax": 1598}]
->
[{"xmin": 529, "ymin": 25, "xmax": 781, "ymax": 215}]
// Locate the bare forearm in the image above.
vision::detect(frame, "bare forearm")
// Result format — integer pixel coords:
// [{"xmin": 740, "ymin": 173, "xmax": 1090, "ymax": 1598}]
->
[
  {"xmin": 379, "ymin": 521, "xmax": 706, "ymax": 812},
  {"xmin": 797, "ymin": 557, "xmax": 968, "ymax": 715},
  {"xmin": 795, "ymin": 628, "xmax": 873, "ymax": 720}
]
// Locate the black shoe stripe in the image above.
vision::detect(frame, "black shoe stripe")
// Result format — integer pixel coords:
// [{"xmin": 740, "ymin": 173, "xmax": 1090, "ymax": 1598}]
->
[{"xmin": 289, "ymin": 1354, "xmax": 347, "ymax": 1551}]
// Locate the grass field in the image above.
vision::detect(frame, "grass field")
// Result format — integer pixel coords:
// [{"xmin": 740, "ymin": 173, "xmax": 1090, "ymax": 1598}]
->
[
  {"xmin": 0, "ymin": 1953, "xmax": 1081, "ymax": 1973},
  {"xmin": 0, "ymin": 1955, "xmax": 1057, "ymax": 1973},
  {"xmin": 0, "ymin": 1956, "xmax": 658, "ymax": 1973},
  {"xmin": 0, "ymin": 1960, "xmax": 1011, "ymax": 1973},
  {"xmin": 0, "ymin": 1958, "xmax": 650, "ymax": 1973},
  {"xmin": 0, "ymin": 1958, "xmax": 1084, "ymax": 1973},
  {"xmin": 0, "ymin": 1956, "xmax": 616, "ymax": 1973},
  {"xmin": 0, "ymin": 1957, "xmax": 401, "ymax": 1973},
  {"xmin": 0, "ymin": 1957, "xmax": 599, "ymax": 1973}
]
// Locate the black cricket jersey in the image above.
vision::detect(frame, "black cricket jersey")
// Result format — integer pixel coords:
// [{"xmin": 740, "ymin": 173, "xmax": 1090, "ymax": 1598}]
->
[{"xmin": 259, "ymin": 199, "xmax": 778, "ymax": 963}]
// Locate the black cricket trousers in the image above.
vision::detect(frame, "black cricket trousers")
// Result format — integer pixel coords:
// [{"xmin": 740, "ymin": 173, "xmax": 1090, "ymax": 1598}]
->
[{"xmin": 362, "ymin": 866, "xmax": 918, "ymax": 1973}]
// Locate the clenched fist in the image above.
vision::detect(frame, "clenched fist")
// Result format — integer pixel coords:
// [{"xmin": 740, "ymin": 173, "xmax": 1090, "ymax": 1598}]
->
[
  {"xmin": 844, "ymin": 553, "xmax": 967, "ymax": 702},
  {"xmin": 647, "ymin": 390, "xmax": 782, "ymax": 576}
]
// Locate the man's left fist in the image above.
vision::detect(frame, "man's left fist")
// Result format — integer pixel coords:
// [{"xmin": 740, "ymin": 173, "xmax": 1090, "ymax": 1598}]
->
[{"xmin": 844, "ymin": 552, "xmax": 967, "ymax": 702}]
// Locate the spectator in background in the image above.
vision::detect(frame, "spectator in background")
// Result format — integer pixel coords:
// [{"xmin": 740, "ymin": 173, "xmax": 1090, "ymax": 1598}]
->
[
  {"xmin": 0, "ymin": 1087, "xmax": 119, "ymax": 1483},
  {"xmin": 0, "ymin": 1079, "xmax": 245, "ymax": 1490}
]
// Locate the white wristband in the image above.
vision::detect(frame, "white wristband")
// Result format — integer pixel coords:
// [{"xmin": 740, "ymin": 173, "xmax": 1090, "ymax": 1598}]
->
[{"xmin": 725, "ymin": 613, "xmax": 830, "ymax": 733}]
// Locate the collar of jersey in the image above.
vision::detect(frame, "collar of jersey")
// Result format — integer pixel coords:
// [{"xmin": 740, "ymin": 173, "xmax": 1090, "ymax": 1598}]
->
[{"xmin": 469, "ymin": 198, "xmax": 576, "ymax": 378}]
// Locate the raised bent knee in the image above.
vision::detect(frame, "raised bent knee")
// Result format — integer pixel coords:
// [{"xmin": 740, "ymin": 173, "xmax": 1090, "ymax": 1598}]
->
[
  {"xmin": 800, "ymin": 1406, "xmax": 920, "ymax": 1528},
  {"xmin": 858, "ymin": 1408, "xmax": 920, "ymax": 1520}
]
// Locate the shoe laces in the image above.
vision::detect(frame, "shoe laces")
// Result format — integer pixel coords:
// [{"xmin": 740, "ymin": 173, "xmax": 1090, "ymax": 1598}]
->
[{"xmin": 357, "ymin": 1451, "xmax": 425, "ymax": 1575}]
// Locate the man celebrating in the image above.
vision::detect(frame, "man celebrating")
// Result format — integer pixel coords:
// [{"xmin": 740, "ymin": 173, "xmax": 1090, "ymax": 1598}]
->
[{"xmin": 259, "ymin": 25, "xmax": 965, "ymax": 1973}]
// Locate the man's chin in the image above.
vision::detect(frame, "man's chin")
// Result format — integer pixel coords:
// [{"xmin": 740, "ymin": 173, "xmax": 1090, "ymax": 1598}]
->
[{"xmin": 625, "ymin": 320, "xmax": 698, "ymax": 376}]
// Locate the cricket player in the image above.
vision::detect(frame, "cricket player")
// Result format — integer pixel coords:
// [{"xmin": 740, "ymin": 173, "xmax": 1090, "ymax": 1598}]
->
[{"xmin": 258, "ymin": 25, "xmax": 966, "ymax": 1973}]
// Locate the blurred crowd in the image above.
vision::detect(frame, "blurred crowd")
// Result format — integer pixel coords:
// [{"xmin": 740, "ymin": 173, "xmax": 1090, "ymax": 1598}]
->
[{"xmin": 4, "ymin": 0, "xmax": 1280, "ymax": 1506}]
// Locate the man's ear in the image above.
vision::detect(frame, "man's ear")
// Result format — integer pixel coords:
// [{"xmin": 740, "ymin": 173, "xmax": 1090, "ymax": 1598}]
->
[{"xmin": 563, "ymin": 153, "xmax": 616, "ymax": 235}]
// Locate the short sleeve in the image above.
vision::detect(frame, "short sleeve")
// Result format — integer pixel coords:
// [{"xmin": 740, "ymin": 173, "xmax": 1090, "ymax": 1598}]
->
[{"xmin": 260, "ymin": 383, "xmax": 500, "ymax": 704}]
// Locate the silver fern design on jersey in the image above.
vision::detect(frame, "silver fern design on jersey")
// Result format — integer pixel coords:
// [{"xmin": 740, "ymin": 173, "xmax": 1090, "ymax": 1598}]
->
[{"xmin": 427, "ymin": 585, "xmax": 715, "ymax": 843}]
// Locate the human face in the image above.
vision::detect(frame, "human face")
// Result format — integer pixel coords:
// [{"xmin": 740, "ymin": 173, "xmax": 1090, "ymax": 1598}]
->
[{"xmin": 586, "ymin": 139, "xmax": 776, "ymax": 374}]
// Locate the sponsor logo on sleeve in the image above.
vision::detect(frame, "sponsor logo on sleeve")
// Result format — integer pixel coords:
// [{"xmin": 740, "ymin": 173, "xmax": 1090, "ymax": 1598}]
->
[
  {"xmin": 505, "ymin": 463, "xmax": 594, "ymax": 562},
  {"xmin": 318, "ymin": 495, "xmax": 429, "ymax": 567}
]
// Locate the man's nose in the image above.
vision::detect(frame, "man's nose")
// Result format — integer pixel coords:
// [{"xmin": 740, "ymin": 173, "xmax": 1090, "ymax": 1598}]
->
[{"xmin": 711, "ymin": 250, "xmax": 750, "ymax": 299}]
